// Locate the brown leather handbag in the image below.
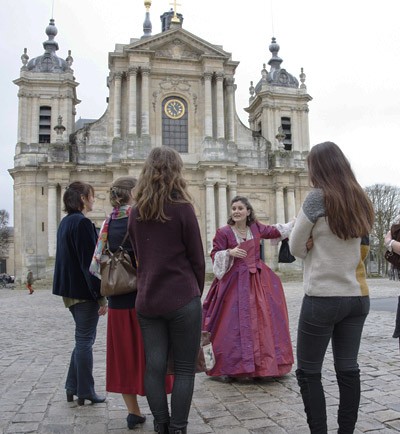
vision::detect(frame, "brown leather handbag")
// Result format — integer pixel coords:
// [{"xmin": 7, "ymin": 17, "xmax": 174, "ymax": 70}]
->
[{"xmin": 100, "ymin": 232, "xmax": 137, "ymax": 297}]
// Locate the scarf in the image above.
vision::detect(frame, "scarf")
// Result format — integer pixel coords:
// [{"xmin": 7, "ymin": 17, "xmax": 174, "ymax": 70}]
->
[{"xmin": 89, "ymin": 205, "xmax": 131, "ymax": 278}]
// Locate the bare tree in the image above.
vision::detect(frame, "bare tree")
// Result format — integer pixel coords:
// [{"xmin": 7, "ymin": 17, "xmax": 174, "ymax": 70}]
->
[
  {"xmin": 365, "ymin": 184, "xmax": 400, "ymax": 275},
  {"xmin": 0, "ymin": 210, "xmax": 10, "ymax": 257}
]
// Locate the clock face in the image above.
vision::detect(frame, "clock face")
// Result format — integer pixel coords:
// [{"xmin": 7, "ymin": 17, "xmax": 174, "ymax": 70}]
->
[{"xmin": 164, "ymin": 99, "xmax": 185, "ymax": 119}]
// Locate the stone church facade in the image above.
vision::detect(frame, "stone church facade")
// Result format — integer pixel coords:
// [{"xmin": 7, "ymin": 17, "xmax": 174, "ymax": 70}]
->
[{"xmin": 10, "ymin": 4, "xmax": 312, "ymax": 281}]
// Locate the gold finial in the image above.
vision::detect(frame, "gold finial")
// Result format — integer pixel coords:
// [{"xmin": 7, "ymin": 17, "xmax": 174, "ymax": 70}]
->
[
  {"xmin": 144, "ymin": 0, "xmax": 151, "ymax": 11},
  {"xmin": 169, "ymin": 0, "xmax": 181, "ymax": 23}
]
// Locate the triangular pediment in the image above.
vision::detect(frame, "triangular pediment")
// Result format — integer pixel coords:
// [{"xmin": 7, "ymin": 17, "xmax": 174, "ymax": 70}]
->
[{"xmin": 124, "ymin": 28, "xmax": 232, "ymax": 61}]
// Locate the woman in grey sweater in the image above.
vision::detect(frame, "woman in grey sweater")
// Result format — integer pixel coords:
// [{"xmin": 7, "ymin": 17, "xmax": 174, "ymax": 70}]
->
[{"xmin": 289, "ymin": 142, "xmax": 374, "ymax": 434}]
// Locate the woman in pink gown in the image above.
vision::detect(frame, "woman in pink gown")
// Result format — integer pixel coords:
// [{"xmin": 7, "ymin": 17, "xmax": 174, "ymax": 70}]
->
[{"xmin": 202, "ymin": 196, "xmax": 294, "ymax": 379}]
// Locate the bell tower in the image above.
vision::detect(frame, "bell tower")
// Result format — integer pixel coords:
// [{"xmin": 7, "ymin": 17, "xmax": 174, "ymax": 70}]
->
[{"xmin": 10, "ymin": 18, "xmax": 80, "ymax": 280}]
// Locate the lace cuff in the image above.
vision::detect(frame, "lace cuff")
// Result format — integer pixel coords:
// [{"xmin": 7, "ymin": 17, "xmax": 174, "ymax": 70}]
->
[
  {"xmin": 271, "ymin": 220, "xmax": 295, "ymax": 244},
  {"xmin": 213, "ymin": 250, "xmax": 233, "ymax": 280}
]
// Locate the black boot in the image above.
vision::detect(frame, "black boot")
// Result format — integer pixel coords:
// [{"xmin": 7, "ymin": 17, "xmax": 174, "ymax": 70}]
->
[
  {"xmin": 154, "ymin": 421, "xmax": 170, "ymax": 433},
  {"xmin": 296, "ymin": 369, "xmax": 328, "ymax": 434},
  {"xmin": 336, "ymin": 368, "xmax": 360, "ymax": 434},
  {"xmin": 169, "ymin": 428, "xmax": 187, "ymax": 434}
]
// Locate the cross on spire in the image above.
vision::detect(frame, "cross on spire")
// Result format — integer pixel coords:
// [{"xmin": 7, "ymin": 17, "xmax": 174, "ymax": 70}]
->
[{"xmin": 169, "ymin": 0, "xmax": 181, "ymax": 23}]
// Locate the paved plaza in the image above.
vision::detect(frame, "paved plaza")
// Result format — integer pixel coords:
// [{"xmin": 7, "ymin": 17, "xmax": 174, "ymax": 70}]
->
[{"xmin": 1, "ymin": 278, "xmax": 400, "ymax": 433}]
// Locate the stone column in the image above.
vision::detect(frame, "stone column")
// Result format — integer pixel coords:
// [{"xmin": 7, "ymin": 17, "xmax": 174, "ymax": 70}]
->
[
  {"xmin": 47, "ymin": 184, "xmax": 57, "ymax": 257},
  {"xmin": 113, "ymin": 72, "xmax": 122, "ymax": 138},
  {"xmin": 228, "ymin": 184, "xmax": 237, "ymax": 204},
  {"xmin": 203, "ymin": 73, "xmax": 213, "ymax": 138},
  {"xmin": 141, "ymin": 67, "xmax": 150, "ymax": 135},
  {"xmin": 226, "ymin": 76, "xmax": 235, "ymax": 142},
  {"xmin": 17, "ymin": 92, "xmax": 28, "ymax": 143},
  {"xmin": 216, "ymin": 73, "xmax": 225, "ymax": 139},
  {"xmin": 275, "ymin": 186, "xmax": 285, "ymax": 224},
  {"xmin": 205, "ymin": 181, "xmax": 216, "ymax": 254},
  {"xmin": 286, "ymin": 187, "xmax": 296, "ymax": 221},
  {"xmin": 218, "ymin": 182, "xmax": 228, "ymax": 228},
  {"xmin": 128, "ymin": 67, "xmax": 137, "ymax": 135}
]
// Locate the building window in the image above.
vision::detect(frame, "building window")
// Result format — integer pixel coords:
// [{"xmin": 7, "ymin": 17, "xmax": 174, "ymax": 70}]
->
[
  {"xmin": 39, "ymin": 106, "xmax": 51, "ymax": 143},
  {"xmin": 281, "ymin": 117, "xmax": 292, "ymax": 151},
  {"xmin": 162, "ymin": 97, "xmax": 188, "ymax": 153}
]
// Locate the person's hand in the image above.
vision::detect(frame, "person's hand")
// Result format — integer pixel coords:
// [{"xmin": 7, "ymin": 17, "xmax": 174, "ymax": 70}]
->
[
  {"xmin": 306, "ymin": 236, "xmax": 313, "ymax": 251},
  {"xmin": 98, "ymin": 305, "xmax": 108, "ymax": 316},
  {"xmin": 228, "ymin": 246, "xmax": 247, "ymax": 258},
  {"xmin": 384, "ymin": 230, "xmax": 392, "ymax": 247}
]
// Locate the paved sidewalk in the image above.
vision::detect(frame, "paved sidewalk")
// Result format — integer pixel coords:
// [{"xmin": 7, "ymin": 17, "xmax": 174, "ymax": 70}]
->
[{"xmin": 1, "ymin": 278, "xmax": 400, "ymax": 433}]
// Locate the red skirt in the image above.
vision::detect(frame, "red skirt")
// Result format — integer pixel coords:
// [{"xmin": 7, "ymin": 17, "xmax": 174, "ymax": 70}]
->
[{"xmin": 106, "ymin": 307, "xmax": 173, "ymax": 395}]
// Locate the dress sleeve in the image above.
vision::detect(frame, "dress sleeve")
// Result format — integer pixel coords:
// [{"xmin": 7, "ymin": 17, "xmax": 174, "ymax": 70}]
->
[
  {"xmin": 256, "ymin": 221, "xmax": 282, "ymax": 240},
  {"xmin": 210, "ymin": 228, "xmax": 234, "ymax": 280}
]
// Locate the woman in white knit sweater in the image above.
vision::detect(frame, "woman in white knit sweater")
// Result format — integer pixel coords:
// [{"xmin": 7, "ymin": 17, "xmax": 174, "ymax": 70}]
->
[{"xmin": 289, "ymin": 142, "xmax": 374, "ymax": 434}]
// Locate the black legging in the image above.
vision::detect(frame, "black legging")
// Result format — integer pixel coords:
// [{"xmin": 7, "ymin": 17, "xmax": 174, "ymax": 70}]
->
[{"xmin": 138, "ymin": 296, "xmax": 202, "ymax": 430}]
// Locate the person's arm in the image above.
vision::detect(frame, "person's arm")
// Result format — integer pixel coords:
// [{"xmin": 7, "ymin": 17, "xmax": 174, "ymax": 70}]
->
[
  {"xmin": 75, "ymin": 218, "xmax": 101, "ymax": 298},
  {"xmin": 289, "ymin": 209, "xmax": 314, "ymax": 259},
  {"xmin": 181, "ymin": 204, "xmax": 206, "ymax": 294},
  {"xmin": 385, "ymin": 230, "xmax": 400, "ymax": 255}
]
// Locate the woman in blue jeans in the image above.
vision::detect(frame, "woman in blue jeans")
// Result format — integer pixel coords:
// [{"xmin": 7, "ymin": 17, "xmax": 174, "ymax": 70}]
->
[
  {"xmin": 128, "ymin": 147, "xmax": 205, "ymax": 434},
  {"xmin": 53, "ymin": 181, "xmax": 107, "ymax": 405},
  {"xmin": 289, "ymin": 142, "xmax": 374, "ymax": 434}
]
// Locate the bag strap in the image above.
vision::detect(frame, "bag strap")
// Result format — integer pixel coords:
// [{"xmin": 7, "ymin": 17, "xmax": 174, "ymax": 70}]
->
[
  {"xmin": 105, "ymin": 216, "xmax": 129, "ymax": 251},
  {"xmin": 120, "ymin": 231, "xmax": 129, "ymax": 248}
]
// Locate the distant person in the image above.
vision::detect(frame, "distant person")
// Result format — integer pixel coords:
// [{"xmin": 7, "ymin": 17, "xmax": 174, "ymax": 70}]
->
[
  {"xmin": 289, "ymin": 142, "xmax": 374, "ymax": 433},
  {"xmin": 90, "ymin": 176, "xmax": 173, "ymax": 430},
  {"xmin": 53, "ymin": 181, "xmax": 107, "ymax": 406},
  {"xmin": 384, "ymin": 215, "xmax": 400, "ymax": 343},
  {"xmin": 128, "ymin": 146, "xmax": 205, "ymax": 434},
  {"xmin": 26, "ymin": 269, "xmax": 34, "ymax": 294},
  {"xmin": 202, "ymin": 195, "xmax": 294, "ymax": 381}
]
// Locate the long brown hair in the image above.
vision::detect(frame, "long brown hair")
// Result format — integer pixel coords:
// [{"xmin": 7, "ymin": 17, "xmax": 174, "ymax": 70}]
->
[
  {"xmin": 133, "ymin": 146, "xmax": 192, "ymax": 221},
  {"xmin": 307, "ymin": 142, "xmax": 374, "ymax": 239}
]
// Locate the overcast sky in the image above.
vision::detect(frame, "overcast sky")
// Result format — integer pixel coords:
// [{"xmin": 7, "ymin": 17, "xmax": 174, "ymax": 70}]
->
[{"xmin": 1, "ymin": 0, "xmax": 400, "ymax": 223}]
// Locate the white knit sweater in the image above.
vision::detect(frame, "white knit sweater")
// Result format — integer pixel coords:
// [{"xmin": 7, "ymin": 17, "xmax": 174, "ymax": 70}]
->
[{"xmin": 289, "ymin": 188, "xmax": 369, "ymax": 297}]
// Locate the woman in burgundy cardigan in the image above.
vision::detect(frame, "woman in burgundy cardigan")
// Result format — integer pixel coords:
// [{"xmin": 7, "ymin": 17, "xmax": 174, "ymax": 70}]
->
[{"xmin": 128, "ymin": 146, "xmax": 205, "ymax": 434}]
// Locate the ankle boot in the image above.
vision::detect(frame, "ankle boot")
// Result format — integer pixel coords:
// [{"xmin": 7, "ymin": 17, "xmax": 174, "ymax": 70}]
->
[
  {"xmin": 296, "ymin": 369, "xmax": 327, "ymax": 434},
  {"xmin": 336, "ymin": 368, "xmax": 360, "ymax": 434},
  {"xmin": 154, "ymin": 422, "xmax": 169, "ymax": 433},
  {"xmin": 169, "ymin": 428, "xmax": 187, "ymax": 434}
]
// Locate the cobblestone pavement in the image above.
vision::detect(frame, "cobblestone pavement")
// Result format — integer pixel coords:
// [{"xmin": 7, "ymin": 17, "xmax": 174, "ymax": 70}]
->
[{"xmin": 1, "ymin": 278, "xmax": 400, "ymax": 433}]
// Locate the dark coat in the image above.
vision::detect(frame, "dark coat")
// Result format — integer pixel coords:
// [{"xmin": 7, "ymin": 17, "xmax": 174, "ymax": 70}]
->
[
  {"xmin": 128, "ymin": 202, "xmax": 205, "ymax": 316},
  {"xmin": 53, "ymin": 211, "xmax": 101, "ymax": 300}
]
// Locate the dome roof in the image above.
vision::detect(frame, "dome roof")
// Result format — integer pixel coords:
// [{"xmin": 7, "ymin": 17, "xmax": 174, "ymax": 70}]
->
[
  {"xmin": 26, "ymin": 19, "xmax": 70, "ymax": 73},
  {"xmin": 254, "ymin": 37, "xmax": 299, "ymax": 93}
]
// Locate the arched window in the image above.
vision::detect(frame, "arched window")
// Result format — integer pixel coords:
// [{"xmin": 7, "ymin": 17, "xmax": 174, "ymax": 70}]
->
[{"xmin": 162, "ymin": 97, "xmax": 188, "ymax": 153}]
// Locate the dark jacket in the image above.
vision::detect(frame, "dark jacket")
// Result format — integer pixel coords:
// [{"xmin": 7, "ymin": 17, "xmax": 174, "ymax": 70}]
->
[
  {"xmin": 53, "ymin": 211, "xmax": 101, "ymax": 300},
  {"xmin": 128, "ymin": 202, "xmax": 205, "ymax": 316}
]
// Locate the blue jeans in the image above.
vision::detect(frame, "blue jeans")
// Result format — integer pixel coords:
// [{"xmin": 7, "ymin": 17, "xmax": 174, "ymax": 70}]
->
[
  {"xmin": 65, "ymin": 300, "xmax": 99, "ymax": 398},
  {"xmin": 138, "ymin": 297, "xmax": 202, "ymax": 430},
  {"xmin": 297, "ymin": 295, "xmax": 370, "ymax": 373}
]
